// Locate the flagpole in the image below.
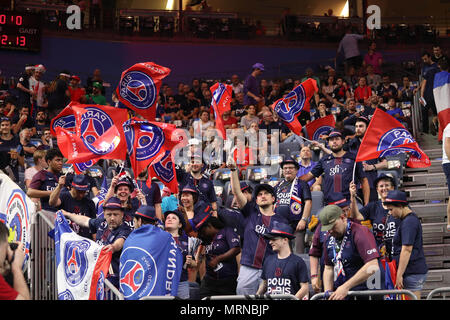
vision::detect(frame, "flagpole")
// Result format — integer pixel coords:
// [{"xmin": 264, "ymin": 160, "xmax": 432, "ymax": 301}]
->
[
  {"xmin": 298, "ymin": 135, "xmax": 314, "ymax": 144},
  {"xmin": 352, "ymin": 162, "xmax": 356, "ymax": 183}
]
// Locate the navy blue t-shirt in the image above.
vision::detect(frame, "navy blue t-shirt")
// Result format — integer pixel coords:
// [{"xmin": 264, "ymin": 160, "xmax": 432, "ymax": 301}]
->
[
  {"xmin": 261, "ymin": 253, "xmax": 309, "ymax": 295},
  {"xmin": 392, "ymin": 212, "xmax": 428, "ymax": 275},
  {"xmin": 310, "ymin": 152, "xmax": 366, "ymax": 204},
  {"xmin": 29, "ymin": 169, "xmax": 61, "ymax": 212},
  {"xmin": 204, "ymin": 227, "xmax": 240, "ymax": 280},
  {"xmin": 59, "ymin": 191, "xmax": 96, "ymax": 239},
  {"xmin": 176, "ymin": 168, "xmax": 217, "ymax": 205},
  {"xmin": 274, "ymin": 179, "xmax": 311, "ymax": 223},
  {"xmin": 173, "ymin": 231, "xmax": 189, "ymax": 282},
  {"xmin": 135, "ymin": 180, "xmax": 162, "ymax": 207}
]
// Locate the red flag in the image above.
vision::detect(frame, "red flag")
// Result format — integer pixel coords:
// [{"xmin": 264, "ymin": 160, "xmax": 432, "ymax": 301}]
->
[
  {"xmin": 271, "ymin": 78, "xmax": 318, "ymax": 136},
  {"xmin": 53, "ymin": 104, "xmax": 129, "ymax": 164},
  {"xmin": 116, "ymin": 62, "xmax": 171, "ymax": 121},
  {"xmin": 147, "ymin": 150, "xmax": 179, "ymax": 194},
  {"xmin": 210, "ymin": 82, "xmax": 232, "ymax": 139},
  {"xmin": 355, "ymin": 108, "xmax": 431, "ymax": 168},
  {"xmin": 124, "ymin": 118, "xmax": 187, "ymax": 178},
  {"xmin": 305, "ymin": 114, "xmax": 336, "ymax": 140}
]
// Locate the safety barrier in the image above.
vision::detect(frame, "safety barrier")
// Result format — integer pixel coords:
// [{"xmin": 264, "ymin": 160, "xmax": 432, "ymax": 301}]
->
[
  {"xmin": 30, "ymin": 210, "xmax": 124, "ymax": 300},
  {"xmin": 310, "ymin": 289, "xmax": 418, "ymax": 300},
  {"xmin": 202, "ymin": 294, "xmax": 299, "ymax": 300},
  {"xmin": 426, "ymin": 287, "xmax": 450, "ymax": 300}
]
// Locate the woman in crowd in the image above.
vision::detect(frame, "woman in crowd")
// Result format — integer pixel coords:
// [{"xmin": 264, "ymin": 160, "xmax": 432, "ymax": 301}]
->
[{"xmin": 240, "ymin": 104, "xmax": 260, "ymax": 131}]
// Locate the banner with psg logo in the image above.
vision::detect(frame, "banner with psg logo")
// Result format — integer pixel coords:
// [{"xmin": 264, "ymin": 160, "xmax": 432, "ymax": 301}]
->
[
  {"xmin": 54, "ymin": 211, "xmax": 112, "ymax": 300},
  {"xmin": 271, "ymin": 78, "xmax": 318, "ymax": 136},
  {"xmin": 53, "ymin": 104, "xmax": 129, "ymax": 166},
  {"xmin": 119, "ymin": 224, "xmax": 182, "ymax": 299},
  {"xmin": 355, "ymin": 108, "xmax": 431, "ymax": 168},
  {"xmin": 147, "ymin": 150, "xmax": 179, "ymax": 194},
  {"xmin": 116, "ymin": 62, "xmax": 171, "ymax": 121},
  {"xmin": 305, "ymin": 114, "xmax": 335, "ymax": 140},
  {"xmin": 0, "ymin": 173, "xmax": 36, "ymax": 271}
]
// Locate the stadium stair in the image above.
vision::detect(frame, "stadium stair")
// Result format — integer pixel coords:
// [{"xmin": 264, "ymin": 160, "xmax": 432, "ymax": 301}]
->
[{"xmin": 402, "ymin": 133, "xmax": 449, "ymax": 298}]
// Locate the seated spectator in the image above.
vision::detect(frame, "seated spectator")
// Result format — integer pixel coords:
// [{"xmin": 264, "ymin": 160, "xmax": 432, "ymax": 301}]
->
[
  {"xmin": 86, "ymin": 68, "xmax": 105, "ymax": 95},
  {"xmin": 344, "ymin": 65, "xmax": 358, "ymax": 89},
  {"xmin": 257, "ymin": 222, "xmax": 309, "ymax": 299},
  {"xmin": 354, "ymin": 77, "xmax": 372, "ymax": 105},
  {"xmin": 61, "ymin": 196, "xmax": 132, "ymax": 288},
  {"xmin": 37, "ymin": 128, "xmax": 53, "ymax": 150},
  {"xmin": 68, "ymin": 75, "xmax": 86, "ymax": 103},
  {"xmin": 85, "ymin": 82, "xmax": 108, "ymax": 105},
  {"xmin": 296, "ymin": 145, "xmax": 322, "ymax": 191},
  {"xmin": 135, "ymin": 170, "xmax": 163, "ymax": 221},
  {"xmin": 266, "ymin": 81, "xmax": 284, "ymax": 106},
  {"xmin": 180, "ymin": 91, "xmax": 200, "ymax": 120},
  {"xmin": 332, "ymin": 77, "xmax": 351, "ymax": 108},
  {"xmin": 161, "ymin": 186, "xmax": 178, "ymax": 213},
  {"xmin": 260, "ymin": 79, "xmax": 272, "ymax": 101},
  {"xmin": 321, "ymin": 75, "xmax": 337, "ymax": 104},
  {"xmin": 363, "ymin": 41, "xmax": 383, "ymax": 74},
  {"xmin": 163, "ymin": 96, "xmax": 180, "ymax": 122},
  {"xmin": 12, "ymin": 106, "xmax": 35, "ymax": 135},
  {"xmin": 174, "ymin": 82, "xmax": 187, "ymax": 106},
  {"xmin": 231, "ymin": 92, "xmax": 246, "ymax": 119},
  {"xmin": 385, "ymin": 97, "xmax": 404, "ymax": 121},
  {"xmin": 397, "ymin": 75, "xmax": 416, "ymax": 103},
  {"xmin": 365, "ymin": 64, "xmax": 381, "ymax": 90},
  {"xmin": 222, "ymin": 110, "xmax": 238, "ymax": 129},
  {"xmin": 190, "ymin": 110, "xmax": 214, "ymax": 137},
  {"xmin": 301, "ymin": 68, "xmax": 321, "ymax": 88},
  {"xmin": 376, "ymin": 74, "xmax": 398, "ymax": 103},
  {"xmin": 3, "ymin": 97, "xmax": 16, "ymax": 119},
  {"xmin": 240, "ymin": 105, "xmax": 260, "ymax": 131}
]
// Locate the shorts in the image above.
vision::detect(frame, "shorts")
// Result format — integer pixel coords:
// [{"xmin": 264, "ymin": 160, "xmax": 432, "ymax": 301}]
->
[
  {"xmin": 403, "ymin": 273, "xmax": 427, "ymax": 292},
  {"xmin": 177, "ymin": 281, "xmax": 190, "ymax": 299},
  {"xmin": 236, "ymin": 265, "xmax": 263, "ymax": 295},
  {"xmin": 443, "ymin": 163, "xmax": 450, "ymax": 194}
]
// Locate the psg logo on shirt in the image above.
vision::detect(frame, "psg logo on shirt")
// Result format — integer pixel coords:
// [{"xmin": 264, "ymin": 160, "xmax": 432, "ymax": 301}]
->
[
  {"xmin": 273, "ymin": 85, "xmax": 306, "ymax": 122},
  {"xmin": 119, "ymin": 71, "xmax": 157, "ymax": 110},
  {"xmin": 313, "ymin": 126, "xmax": 334, "ymax": 141},
  {"xmin": 135, "ymin": 123, "xmax": 165, "ymax": 161},
  {"xmin": 153, "ymin": 151, "xmax": 174, "ymax": 183},
  {"xmin": 120, "ymin": 247, "xmax": 157, "ymax": 299},
  {"xmin": 63, "ymin": 240, "xmax": 91, "ymax": 286},
  {"xmin": 80, "ymin": 107, "xmax": 117, "ymax": 155},
  {"xmin": 377, "ymin": 128, "xmax": 420, "ymax": 158}
]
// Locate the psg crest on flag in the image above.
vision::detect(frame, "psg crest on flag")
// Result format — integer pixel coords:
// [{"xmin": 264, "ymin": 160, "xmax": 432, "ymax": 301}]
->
[
  {"xmin": 273, "ymin": 85, "xmax": 306, "ymax": 122},
  {"xmin": 63, "ymin": 240, "xmax": 91, "ymax": 286},
  {"xmin": 153, "ymin": 151, "xmax": 175, "ymax": 183},
  {"xmin": 377, "ymin": 128, "xmax": 421, "ymax": 158},
  {"xmin": 312, "ymin": 125, "xmax": 334, "ymax": 141},
  {"xmin": 119, "ymin": 70, "xmax": 157, "ymax": 110},
  {"xmin": 80, "ymin": 107, "xmax": 116, "ymax": 155},
  {"xmin": 52, "ymin": 114, "xmax": 76, "ymax": 133}
]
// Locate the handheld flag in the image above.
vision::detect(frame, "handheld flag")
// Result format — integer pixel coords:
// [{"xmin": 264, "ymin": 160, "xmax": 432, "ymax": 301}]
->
[
  {"xmin": 433, "ymin": 70, "xmax": 450, "ymax": 141},
  {"xmin": 305, "ymin": 114, "xmax": 335, "ymax": 140},
  {"xmin": 119, "ymin": 224, "xmax": 182, "ymax": 299},
  {"xmin": 54, "ymin": 211, "xmax": 112, "ymax": 300},
  {"xmin": 116, "ymin": 62, "xmax": 171, "ymax": 121},
  {"xmin": 271, "ymin": 78, "xmax": 318, "ymax": 136},
  {"xmin": 355, "ymin": 108, "xmax": 431, "ymax": 168},
  {"xmin": 147, "ymin": 150, "xmax": 179, "ymax": 194},
  {"xmin": 95, "ymin": 176, "xmax": 109, "ymax": 219},
  {"xmin": 210, "ymin": 82, "xmax": 232, "ymax": 139}
]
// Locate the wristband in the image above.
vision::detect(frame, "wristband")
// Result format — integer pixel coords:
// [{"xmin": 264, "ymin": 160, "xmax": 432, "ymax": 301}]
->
[
  {"xmin": 311, "ymin": 274, "xmax": 318, "ymax": 278},
  {"xmin": 301, "ymin": 217, "xmax": 308, "ymax": 222}
]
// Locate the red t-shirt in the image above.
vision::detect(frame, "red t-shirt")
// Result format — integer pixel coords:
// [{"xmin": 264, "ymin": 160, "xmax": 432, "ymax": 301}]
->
[
  {"xmin": 222, "ymin": 116, "xmax": 238, "ymax": 127},
  {"xmin": 69, "ymin": 87, "xmax": 86, "ymax": 103},
  {"xmin": 0, "ymin": 274, "xmax": 18, "ymax": 300},
  {"xmin": 354, "ymin": 86, "xmax": 372, "ymax": 102}
]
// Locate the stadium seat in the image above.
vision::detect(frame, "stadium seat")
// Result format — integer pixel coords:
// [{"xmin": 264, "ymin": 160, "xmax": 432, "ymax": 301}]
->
[
  {"xmin": 279, "ymin": 142, "xmax": 301, "ymax": 160},
  {"xmin": 244, "ymin": 165, "xmax": 271, "ymax": 182},
  {"xmin": 310, "ymin": 191, "xmax": 324, "ymax": 217}
]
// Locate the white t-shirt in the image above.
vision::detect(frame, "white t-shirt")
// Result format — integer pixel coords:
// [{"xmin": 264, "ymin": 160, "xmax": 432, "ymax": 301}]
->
[
  {"xmin": 443, "ymin": 123, "xmax": 450, "ymax": 164},
  {"xmin": 29, "ymin": 77, "xmax": 46, "ymax": 108}
]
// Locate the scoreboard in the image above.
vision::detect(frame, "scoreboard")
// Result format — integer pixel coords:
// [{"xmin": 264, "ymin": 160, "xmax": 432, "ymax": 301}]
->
[{"xmin": 0, "ymin": 11, "xmax": 41, "ymax": 52}]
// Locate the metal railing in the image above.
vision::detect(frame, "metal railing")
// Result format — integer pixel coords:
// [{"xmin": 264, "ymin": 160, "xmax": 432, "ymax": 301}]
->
[
  {"xmin": 30, "ymin": 210, "xmax": 123, "ymax": 300},
  {"xmin": 411, "ymin": 77, "xmax": 423, "ymax": 140},
  {"xmin": 202, "ymin": 294, "xmax": 299, "ymax": 300},
  {"xmin": 426, "ymin": 287, "xmax": 450, "ymax": 300},
  {"xmin": 310, "ymin": 289, "xmax": 418, "ymax": 300}
]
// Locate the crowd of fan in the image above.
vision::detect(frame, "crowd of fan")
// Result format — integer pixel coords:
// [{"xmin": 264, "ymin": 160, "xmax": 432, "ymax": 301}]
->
[{"xmin": 0, "ymin": 39, "xmax": 448, "ymax": 300}]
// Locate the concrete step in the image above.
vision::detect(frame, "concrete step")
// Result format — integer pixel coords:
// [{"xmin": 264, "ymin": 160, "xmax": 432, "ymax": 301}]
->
[
  {"xmin": 404, "ymin": 160, "xmax": 443, "ymax": 174},
  {"xmin": 410, "ymin": 202, "xmax": 447, "ymax": 223},
  {"xmin": 422, "ymin": 223, "xmax": 450, "ymax": 245},
  {"xmin": 402, "ymin": 172, "xmax": 447, "ymax": 187},
  {"xmin": 404, "ymin": 187, "xmax": 448, "ymax": 202},
  {"xmin": 422, "ymin": 149, "xmax": 443, "ymax": 159},
  {"xmin": 422, "ymin": 269, "xmax": 450, "ymax": 299},
  {"xmin": 424, "ymin": 244, "xmax": 450, "ymax": 269}
]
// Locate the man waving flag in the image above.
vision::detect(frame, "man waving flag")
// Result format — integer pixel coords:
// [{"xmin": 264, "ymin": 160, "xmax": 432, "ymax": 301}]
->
[
  {"xmin": 355, "ymin": 108, "xmax": 430, "ymax": 168},
  {"xmin": 116, "ymin": 62, "xmax": 171, "ymax": 121},
  {"xmin": 271, "ymin": 78, "xmax": 318, "ymax": 136}
]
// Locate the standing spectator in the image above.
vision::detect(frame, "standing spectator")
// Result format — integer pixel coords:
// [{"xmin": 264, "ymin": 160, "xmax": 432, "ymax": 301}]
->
[
  {"xmin": 29, "ymin": 65, "xmax": 47, "ymax": 118},
  {"xmin": 0, "ymin": 117, "xmax": 24, "ymax": 182},
  {"xmin": 431, "ymin": 44, "xmax": 449, "ymax": 65},
  {"xmin": 24, "ymin": 149, "xmax": 47, "ymax": 191},
  {"xmin": 337, "ymin": 27, "xmax": 365, "ymax": 73},
  {"xmin": 300, "ymin": 131, "xmax": 370, "ymax": 206},
  {"xmin": 354, "ymin": 77, "xmax": 372, "ymax": 105},
  {"xmin": 420, "ymin": 51, "xmax": 440, "ymax": 134},
  {"xmin": 49, "ymin": 174, "xmax": 97, "ymax": 239},
  {"xmin": 27, "ymin": 148, "xmax": 63, "ymax": 212},
  {"xmin": 47, "ymin": 71, "xmax": 71, "ymax": 117},
  {"xmin": 68, "ymin": 75, "xmax": 86, "ymax": 103},
  {"xmin": 243, "ymin": 63, "xmax": 265, "ymax": 108},
  {"xmin": 384, "ymin": 190, "xmax": 428, "ymax": 300},
  {"xmin": 16, "ymin": 64, "xmax": 34, "ymax": 109},
  {"xmin": 86, "ymin": 69, "xmax": 104, "ymax": 95},
  {"xmin": 240, "ymin": 105, "xmax": 260, "ymax": 131},
  {"xmin": 349, "ymin": 174, "xmax": 400, "ymax": 260},
  {"xmin": 444, "ymin": 123, "xmax": 450, "ymax": 231},
  {"xmin": 85, "ymin": 82, "xmax": 107, "ymax": 105},
  {"xmin": 227, "ymin": 157, "xmax": 290, "ymax": 295},
  {"xmin": 320, "ymin": 204, "xmax": 382, "ymax": 300},
  {"xmin": 301, "ymin": 68, "xmax": 321, "ymax": 88},
  {"xmin": 273, "ymin": 158, "xmax": 312, "ymax": 254},
  {"xmin": 89, "ymin": 0, "xmax": 102, "ymax": 29},
  {"xmin": 257, "ymin": 222, "xmax": 309, "ymax": 298},
  {"xmin": 0, "ymin": 222, "xmax": 30, "ymax": 300},
  {"xmin": 194, "ymin": 210, "xmax": 241, "ymax": 298},
  {"xmin": 231, "ymin": 74, "xmax": 243, "ymax": 95},
  {"xmin": 376, "ymin": 74, "xmax": 398, "ymax": 103},
  {"xmin": 61, "ymin": 197, "xmax": 132, "ymax": 288},
  {"xmin": 363, "ymin": 41, "xmax": 383, "ymax": 75}
]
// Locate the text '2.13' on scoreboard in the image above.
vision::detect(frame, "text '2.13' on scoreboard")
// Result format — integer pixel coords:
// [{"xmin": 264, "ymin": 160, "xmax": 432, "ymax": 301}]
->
[{"xmin": 0, "ymin": 11, "xmax": 41, "ymax": 52}]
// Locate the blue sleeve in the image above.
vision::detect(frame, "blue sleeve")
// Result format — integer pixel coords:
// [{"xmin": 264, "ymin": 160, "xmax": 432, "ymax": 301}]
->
[
  {"xmin": 207, "ymin": 180, "xmax": 217, "ymax": 203},
  {"xmin": 225, "ymin": 228, "xmax": 241, "ymax": 249},
  {"xmin": 310, "ymin": 159, "xmax": 324, "ymax": 178},
  {"xmin": 400, "ymin": 215, "xmax": 420, "ymax": 246},
  {"xmin": 300, "ymin": 180, "xmax": 312, "ymax": 201},
  {"xmin": 88, "ymin": 217, "xmax": 102, "ymax": 234},
  {"xmin": 359, "ymin": 202, "xmax": 373, "ymax": 221}
]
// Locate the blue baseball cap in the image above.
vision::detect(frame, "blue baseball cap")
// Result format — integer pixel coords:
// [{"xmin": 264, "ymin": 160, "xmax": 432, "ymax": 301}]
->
[
  {"xmin": 190, "ymin": 203, "xmax": 213, "ymax": 231},
  {"xmin": 374, "ymin": 173, "xmax": 397, "ymax": 189},
  {"xmin": 326, "ymin": 131, "xmax": 343, "ymax": 140},
  {"xmin": 240, "ymin": 181, "xmax": 253, "ymax": 193},
  {"xmin": 181, "ymin": 184, "xmax": 198, "ymax": 195},
  {"xmin": 134, "ymin": 205, "xmax": 158, "ymax": 221},
  {"xmin": 383, "ymin": 190, "xmax": 408, "ymax": 206},
  {"xmin": 71, "ymin": 174, "xmax": 90, "ymax": 191},
  {"xmin": 327, "ymin": 192, "xmax": 350, "ymax": 208},
  {"xmin": 263, "ymin": 221, "xmax": 295, "ymax": 240},
  {"xmin": 164, "ymin": 210, "xmax": 186, "ymax": 229},
  {"xmin": 103, "ymin": 196, "xmax": 124, "ymax": 210},
  {"xmin": 252, "ymin": 63, "xmax": 265, "ymax": 71}
]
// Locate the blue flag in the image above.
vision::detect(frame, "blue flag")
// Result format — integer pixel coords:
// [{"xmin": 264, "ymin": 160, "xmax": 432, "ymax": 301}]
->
[
  {"xmin": 96, "ymin": 176, "xmax": 108, "ymax": 219},
  {"xmin": 119, "ymin": 224, "xmax": 182, "ymax": 299}
]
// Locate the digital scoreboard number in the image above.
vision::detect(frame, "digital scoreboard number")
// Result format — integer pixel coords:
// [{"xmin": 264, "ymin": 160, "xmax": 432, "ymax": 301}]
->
[{"xmin": 0, "ymin": 11, "xmax": 42, "ymax": 52}]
